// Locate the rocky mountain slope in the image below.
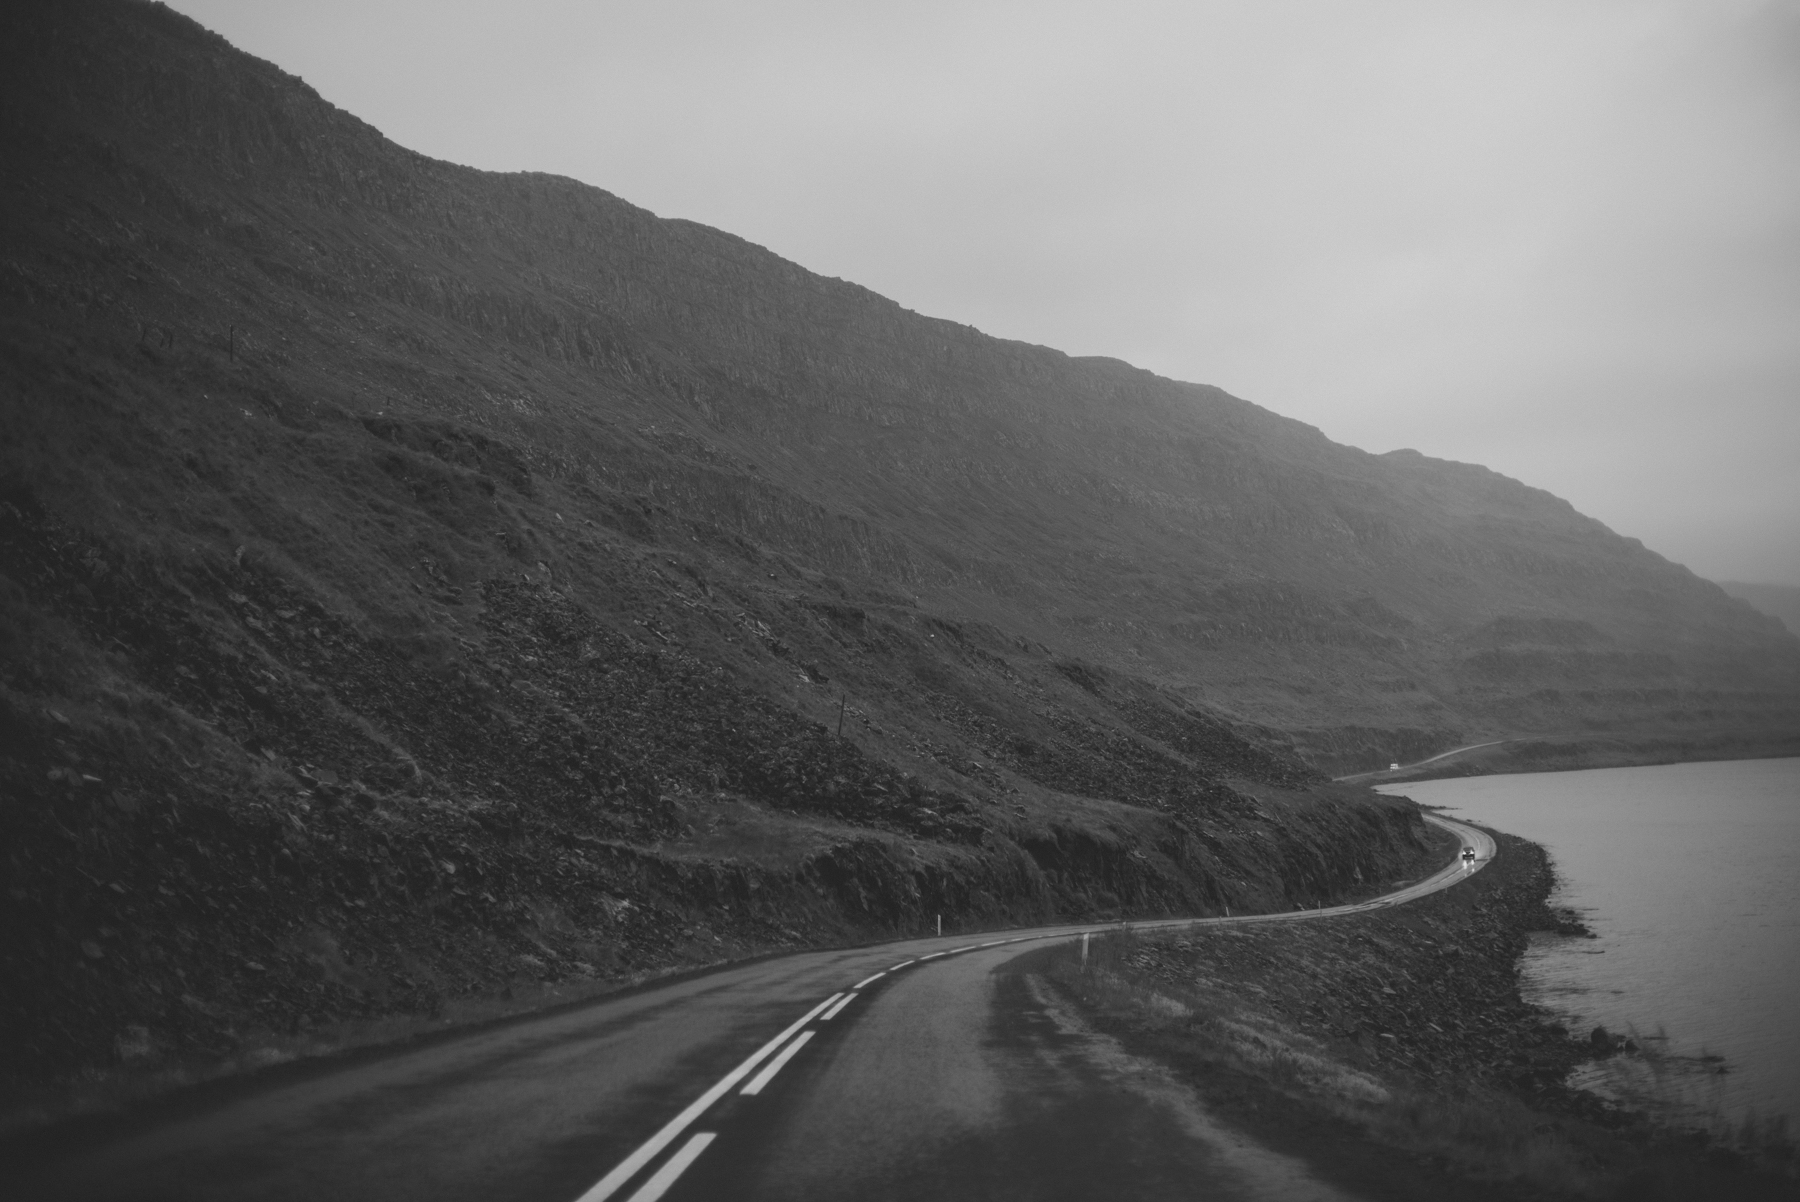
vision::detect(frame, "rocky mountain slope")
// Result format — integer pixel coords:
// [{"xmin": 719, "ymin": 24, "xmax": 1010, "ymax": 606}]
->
[
  {"xmin": 1, "ymin": 0, "xmax": 1795, "ymax": 1097},
  {"xmin": 1718, "ymin": 581, "xmax": 1800, "ymax": 638}
]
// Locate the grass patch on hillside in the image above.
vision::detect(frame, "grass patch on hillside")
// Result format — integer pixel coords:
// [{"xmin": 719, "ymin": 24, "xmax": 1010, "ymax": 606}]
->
[
  {"xmin": 1049, "ymin": 926, "xmax": 1604, "ymax": 1198},
  {"xmin": 1045, "ymin": 924, "xmax": 1797, "ymax": 1201}
]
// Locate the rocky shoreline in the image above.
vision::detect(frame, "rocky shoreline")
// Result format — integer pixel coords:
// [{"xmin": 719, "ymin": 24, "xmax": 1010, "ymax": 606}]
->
[{"xmin": 1042, "ymin": 826, "xmax": 1798, "ymax": 1199}]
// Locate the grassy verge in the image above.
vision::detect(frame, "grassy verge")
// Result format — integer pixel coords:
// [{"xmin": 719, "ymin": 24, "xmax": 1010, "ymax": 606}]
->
[{"xmin": 1039, "ymin": 835, "xmax": 1797, "ymax": 1200}]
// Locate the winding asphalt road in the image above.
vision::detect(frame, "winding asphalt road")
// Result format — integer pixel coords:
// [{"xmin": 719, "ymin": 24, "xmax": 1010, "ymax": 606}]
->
[
  {"xmin": 1333, "ymin": 740, "xmax": 1515, "ymax": 783},
  {"xmin": 10, "ymin": 815, "xmax": 1495, "ymax": 1202}
]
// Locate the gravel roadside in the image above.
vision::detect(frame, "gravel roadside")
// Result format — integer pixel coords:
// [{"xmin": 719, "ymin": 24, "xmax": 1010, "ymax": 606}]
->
[{"xmin": 1037, "ymin": 828, "xmax": 1797, "ymax": 1200}]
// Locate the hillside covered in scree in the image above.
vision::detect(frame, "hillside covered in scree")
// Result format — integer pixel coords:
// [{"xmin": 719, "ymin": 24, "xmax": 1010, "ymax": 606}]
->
[{"xmin": 1, "ymin": 0, "xmax": 1795, "ymax": 1090}]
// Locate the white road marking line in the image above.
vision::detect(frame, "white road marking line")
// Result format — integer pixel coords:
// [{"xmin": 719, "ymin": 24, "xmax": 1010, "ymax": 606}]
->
[
  {"xmin": 820, "ymin": 992, "xmax": 858, "ymax": 1021},
  {"xmin": 589, "ymin": 823, "xmax": 1486, "ymax": 1188},
  {"xmin": 586, "ymin": 818, "xmax": 1490, "ymax": 1199},
  {"xmin": 741, "ymin": 1030, "xmax": 815, "ymax": 1095},
  {"xmin": 622, "ymin": 1132, "xmax": 716, "ymax": 1202},
  {"xmin": 574, "ymin": 994, "xmax": 842, "ymax": 1202},
  {"xmin": 853, "ymin": 971, "xmax": 885, "ymax": 989}
]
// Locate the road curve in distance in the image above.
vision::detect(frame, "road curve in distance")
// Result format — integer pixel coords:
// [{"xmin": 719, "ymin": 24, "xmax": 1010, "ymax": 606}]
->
[{"xmin": 1335, "ymin": 740, "xmax": 1514, "ymax": 782}]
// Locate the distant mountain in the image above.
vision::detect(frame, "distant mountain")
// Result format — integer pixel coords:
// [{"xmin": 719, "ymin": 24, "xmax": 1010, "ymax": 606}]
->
[
  {"xmin": 6, "ymin": 0, "xmax": 1793, "ymax": 765},
  {"xmin": 1717, "ymin": 581, "xmax": 1800, "ymax": 638},
  {"xmin": 2, "ymin": 0, "xmax": 1796, "ymax": 1084}
]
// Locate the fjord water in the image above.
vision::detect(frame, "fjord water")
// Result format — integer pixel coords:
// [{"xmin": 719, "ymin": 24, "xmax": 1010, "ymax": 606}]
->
[{"xmin": 1381, "ymin": 758, "xmax": 1800, "ymax": 1125}]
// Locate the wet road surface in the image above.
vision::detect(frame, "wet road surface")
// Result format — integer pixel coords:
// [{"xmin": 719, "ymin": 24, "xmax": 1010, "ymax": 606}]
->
[{"xmin": 10, "ymin": 816, "xmax": 1493, "ymax": 1201}]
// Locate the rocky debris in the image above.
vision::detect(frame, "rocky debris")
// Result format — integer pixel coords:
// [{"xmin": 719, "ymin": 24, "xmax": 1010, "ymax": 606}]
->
[
  {"xmin": 1100, "ymin": 832, "xmax": 1602, "ymax": 1099},
  {"xmin": 1051, "ymin": 831, "xmax": 1800, "ymax": 1194},
  {"xmin": 11, "ymin": 0, "xmax": 1791, "ymax": 1123},
  {"xmin": 7, "ymin": 0, "xmax": 1799, "ymax": 779},
  {"xmin": 0, "ymin": 494, "xmax": 1443, "ymax": 1102},
  {"xmin": 1587, "ymin": 1025, "xmax": 1638, "ymax": 1057},
  {"xmin": 1055, "ymin": 833, "xmax": 1800, "ymax": 1198}
]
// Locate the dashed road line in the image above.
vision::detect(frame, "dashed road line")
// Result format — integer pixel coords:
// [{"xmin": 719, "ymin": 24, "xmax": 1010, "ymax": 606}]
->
[
  {"xmin": 741, "ymin": 1031, "xmax": 815, "ymax": 1096},
  {"xmin": 622, "ymin": 1132, "xmax": 716, "ymax": 1202},
  {"xmin": 580, "ymin": 818, "xmax": 1492, "ymax": 1202},
  {"xmin": 574, "ymin": 993, "xmax": 842, "ymax": 1202}
]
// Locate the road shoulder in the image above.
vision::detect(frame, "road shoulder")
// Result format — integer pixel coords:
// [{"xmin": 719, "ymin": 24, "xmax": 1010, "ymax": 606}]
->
[{"xmin": 1030, "ymin": 831, "xmax": 1798, "ymax": 1200}]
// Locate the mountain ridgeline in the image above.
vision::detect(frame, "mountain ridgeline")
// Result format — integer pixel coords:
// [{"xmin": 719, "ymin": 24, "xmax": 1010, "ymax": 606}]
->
[
  {"xmin": 1718, "ymin": 581, "xmax": 1800, "ymax": 639},
  {"xmin": 2, "ymin": 0, "xmax": 1796, "ymax": 1087}
]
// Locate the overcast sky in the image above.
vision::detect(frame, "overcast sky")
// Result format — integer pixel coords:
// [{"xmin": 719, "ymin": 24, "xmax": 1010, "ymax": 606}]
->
[{"xmin": 172, "ymin": 0, "xmax": 1800, "ymax": 586}]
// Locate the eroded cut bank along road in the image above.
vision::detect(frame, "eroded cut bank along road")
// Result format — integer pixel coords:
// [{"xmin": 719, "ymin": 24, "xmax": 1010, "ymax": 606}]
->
[{"xmin": 12, "ymin": 816, "xmax": 1495, "ymax": 1202}]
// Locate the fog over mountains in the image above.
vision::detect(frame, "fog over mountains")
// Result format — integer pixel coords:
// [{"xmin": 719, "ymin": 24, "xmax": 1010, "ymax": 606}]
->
[
  {"xmin": 9, "ymin": 0, "xmax": 1794, "ymax": 757},
  {"xmin": 1717, "ymin": 581, "xmax": 1800, "ymax": 640},
  {"xmin": 2, "ymin": 0, "xmax": 1796, "ymax": 1082}
]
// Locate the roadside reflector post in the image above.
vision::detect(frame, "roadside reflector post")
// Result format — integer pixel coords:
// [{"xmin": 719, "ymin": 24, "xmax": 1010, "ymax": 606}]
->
[
  {"xmin": 1081, "ymin": 932, "xmax": 1089, "ymax": 968},
  {"xmin": 936, "ymin": 913, "xmax": 942, "ymax": 937}
]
